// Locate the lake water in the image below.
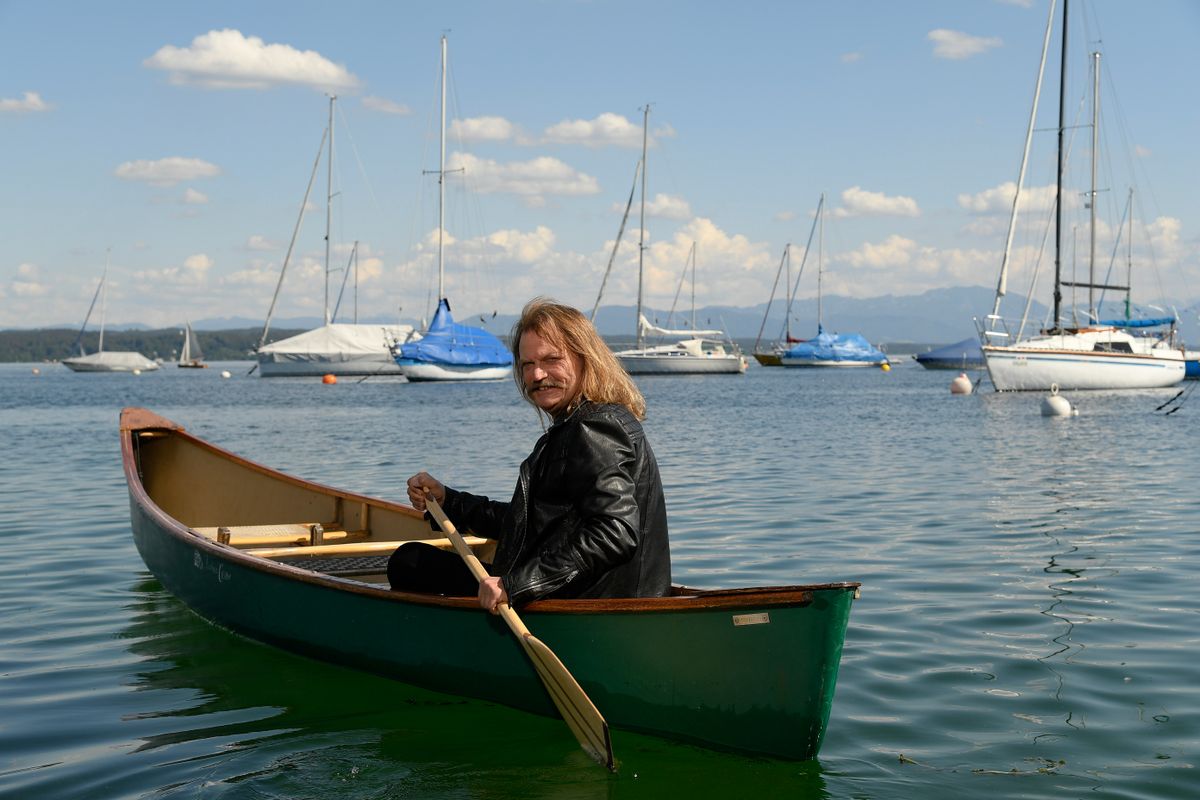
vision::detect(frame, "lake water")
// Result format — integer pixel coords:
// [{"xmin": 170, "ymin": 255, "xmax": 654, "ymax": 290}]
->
[{"xmin": 1, "ymin": 360, "xmax": 1196, "ymax": 799}]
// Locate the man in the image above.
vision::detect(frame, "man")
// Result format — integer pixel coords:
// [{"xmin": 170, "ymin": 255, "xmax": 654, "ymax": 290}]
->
[{"xmin": 391, "ymin": 297, "xmax": 671, "ymax": 611}]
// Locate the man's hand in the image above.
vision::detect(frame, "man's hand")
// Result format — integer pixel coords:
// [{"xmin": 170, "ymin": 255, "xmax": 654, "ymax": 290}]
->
[
  {"xmin": 406, "ymin": 471, "xmax": 445, "ymax": 511},
  {"xmin": 478, "ymin": 576, "xmax": 508, "ymax": 614}
]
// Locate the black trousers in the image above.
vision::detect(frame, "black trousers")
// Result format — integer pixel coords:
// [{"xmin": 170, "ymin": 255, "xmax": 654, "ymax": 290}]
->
[{"xmin": 386, "ymin": 541, "xmax": 489, "ymax": 596}]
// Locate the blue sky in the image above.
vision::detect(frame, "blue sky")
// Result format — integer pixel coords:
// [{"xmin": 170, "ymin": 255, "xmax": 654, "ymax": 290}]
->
[{"xmin": 3, "ymin": 0, "xmax": 1198, "ymax": 330}]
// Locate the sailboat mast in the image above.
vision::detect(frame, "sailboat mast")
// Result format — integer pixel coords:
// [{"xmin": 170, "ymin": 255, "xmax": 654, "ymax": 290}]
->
[
  {"xmin": 1125, "ymin": 188, "xmax": 1133, "ymax": 320},
  {"xmin": 636, "ymin": 104, "xmax": 649, "ymax": 349},
  {"xmin": 99, "ymin": 249, "xmax": 110, "ymax": 354},
  {"xmin": 324, "ymin": 95, "xmax": 335, "ymax": 326},
  {"xmin": 690, "ymin": 242, "xmax": 697, "ymax": 331},
  {"xmin": 1052, "ymin": 0, "xmax": 1068, "ymax": 330},
  {"xmin": 990, "ymin": 0, "xmax": 1057, "ymax": 321},
  {"xmin": 817, "ymin": 193, "xmax": 824, "ymax": 333},
  {"xmin": 1088, "ymin": 50, "xmax": 1100, "ymax": 323},
  {"xmin": 438, "ymin": 35, "xmax": 447, "ymax": 302}
]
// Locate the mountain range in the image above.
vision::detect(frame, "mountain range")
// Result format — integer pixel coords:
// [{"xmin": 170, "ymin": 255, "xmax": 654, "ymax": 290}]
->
[{"xmin": 16, "ymin": 285, "xmax": 1199, "ymax": 347}]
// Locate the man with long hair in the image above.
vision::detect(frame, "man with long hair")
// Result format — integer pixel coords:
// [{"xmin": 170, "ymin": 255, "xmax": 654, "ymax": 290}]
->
[{"xmin": 390, "ymin": 297, "xmax": 671, "ymax": 610}]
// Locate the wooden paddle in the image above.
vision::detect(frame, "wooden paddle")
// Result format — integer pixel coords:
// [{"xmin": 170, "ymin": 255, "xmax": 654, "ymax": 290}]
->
[{"xmin": 424, "ymin": 495, "xmax": 615, "ymax": 770}]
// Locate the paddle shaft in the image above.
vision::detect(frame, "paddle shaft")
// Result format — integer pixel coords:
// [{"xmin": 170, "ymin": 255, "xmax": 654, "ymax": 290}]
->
[
  {"xmin": 424, "ymin": 495, "xmax": 614, "ymax": 770},
  {"xmin": 423, "ymin": 499, "xmax": 533, "ymax": 640}
]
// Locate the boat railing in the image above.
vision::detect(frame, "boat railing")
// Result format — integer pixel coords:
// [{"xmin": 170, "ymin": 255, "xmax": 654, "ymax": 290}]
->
[{"xmin": 976, "ymin": 314, "xmax": 1015, "ymax": 347}]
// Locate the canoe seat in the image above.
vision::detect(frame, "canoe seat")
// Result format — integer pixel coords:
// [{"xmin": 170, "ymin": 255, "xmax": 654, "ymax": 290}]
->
[{"xmin": 193, "ymin": 523, "xmax": 366, "ymax": 548}]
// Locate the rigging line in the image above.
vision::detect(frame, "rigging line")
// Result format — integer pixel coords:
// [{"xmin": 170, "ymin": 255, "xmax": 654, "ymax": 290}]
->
[
  {"xmin": 752, "ymin": 244, "xmax": 788, "ymax": 353},
  {"xmin": 334, "ymin": 102, "xmax": 384, "ymax": 217},
  {"xmin": 592, "ymin": 160, "xmax": 641, "ymax": 322}
]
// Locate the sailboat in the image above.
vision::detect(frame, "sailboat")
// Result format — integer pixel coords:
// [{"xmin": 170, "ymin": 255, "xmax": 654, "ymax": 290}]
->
[
  {"xmin": 177, "ymin": 322, "xmax": 207, "ymax": 368},
  {"xmin": 979, "ymin": 0, "xmax": 1184, "ymax": 391},
  {"xmin": 63, "ymin": 252, "xmax": 158, "ymax": 373},
  {"xmin": 608, "ymin": 106, "xmax": 746, "ymax": 376},
  {"xmin": 391, "ymin": 35, "xmax": 513, "ymax": 382},
  {"xmin": 255, "ymin": 96, "xmax": 414, "ymax": 378},
  {"xmin": 778, "ymin": 195, "xmax": 888, "ymax": 368}
]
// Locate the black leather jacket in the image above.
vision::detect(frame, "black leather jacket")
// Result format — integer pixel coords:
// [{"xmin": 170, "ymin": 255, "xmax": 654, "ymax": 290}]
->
[{"xmin": 441, "ymin": 400, "xmax": 671, "ymax": 606}]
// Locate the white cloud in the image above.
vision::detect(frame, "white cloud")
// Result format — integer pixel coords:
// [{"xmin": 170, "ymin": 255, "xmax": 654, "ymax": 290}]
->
[
  {"xmin": 11, "ymin": 265, "xmax": 48, "ymax": 297},
  {"xmin": 1135, "ymin": 144, "xmax": 1152, "ymax": 158},
  {"xmin": 226, "ymin": 260, "xmax": 282, "ymax": 287},
  {"xmin": 144, "ymin": 29, "xmax": 360, "ymax": 91},
  {"xmin": 841, "ymin": 52, "xmax": 863, "ymax": 64},
  {"xmin": 957, "ymin": 181, "xmax": 1060, "ymax": 238},
  {"xmin": 183, "ymin": 187, "xmax": 208, "ymax": 204},
  {"xmin": 928, "ymin": 29, "xmax": 1002, "ymax": 60},
  {"xmin": 832, "ymin": 186, "xmax": 920, "ymax": 218},
  {"xmin": 644, "ymin": 193, "xmax": 692, "ymax": 220},
  {"xmin": 184, "ymin": 254, "xmax": 213, "ymax": 277},
  {"xmin": 115, "ymin": 157, "xmax": 221, "ymax": 187},
  {"xmin": 362, "ymin": 95, "xmax": 410, "ymax": 115},
  {"xmin": 450, "ymin": 116, "xmax": 518, "ymax": 142},
  {"xmin": 543, "ymin": 112, "xmax": 649, "ymax": 148},
  {"xmin": 841, "ymin": 234, "xmax": 919, "ymax": 269},
  {"xmin": 0, "ymin": 91, "xmax": 51, "ymax": 113},
  {"xmin": 447, "ymin": 152, "xmax": 600, "ymax": 200},
  {"xmin": 246, "ymin": 235, "xmax": 279, "ymax": 251}
]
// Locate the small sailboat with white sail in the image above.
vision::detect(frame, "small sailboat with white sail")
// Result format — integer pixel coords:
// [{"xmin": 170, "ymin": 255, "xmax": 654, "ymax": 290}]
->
[
  {"xmin": 391, "ymin": 35, "xmax": 512, "ymax": 382},
  {"xmin": 63, "ymin": 252, "xmax": 158, "ymax": 373},
  {"xmin": 255, "ymin": 96, "xmax": 414, "ymax": 378},
  {"xmin": 605, "ymin": 105, "xmax": 745, "ymax": 376},
  {"xmin": 979, "ymin": 0, "xmax": 1184, "ymax": 391},
  {"xmin": 177, "ymin": 322, "xmax": 207, "ymax": 368},
  {"xmin": 778, "ymin": 194, "xmax": 888, "ymax": 368}
]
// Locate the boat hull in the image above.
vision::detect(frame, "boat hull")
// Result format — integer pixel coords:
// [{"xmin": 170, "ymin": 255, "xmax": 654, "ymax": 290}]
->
[
  {"xmin": 616, "ymin": 354, "xmax": 746, "ymax": 375},
  {"xmin": 753, "ymin": 352, "xmax": 783, "ymax": 367},
  {"xmin": 63, "ymin": 352, "xmax": 159, "ymax": 372},
  {"xmin": 120, "ymin": 408, "xmax": 856, "ymax": 761},
  {"xmin": 394, "ymin": 359, "xmax": 511, "ymax": 381},
  {"xmin": 982, "ymin": 346, "xmax": 1185, "ymax": 391},
  {"xmin": 778, "ymin": 357, "xmax": 883, "ymax": 368}
]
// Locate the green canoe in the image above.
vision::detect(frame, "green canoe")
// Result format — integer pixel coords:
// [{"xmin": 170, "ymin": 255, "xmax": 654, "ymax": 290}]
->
[{"xmin": 120, "ymin": 407, "xmax": 859, "ymax": 762}]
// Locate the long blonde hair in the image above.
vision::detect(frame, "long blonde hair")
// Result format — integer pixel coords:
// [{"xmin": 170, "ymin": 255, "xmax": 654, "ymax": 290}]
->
[{"xmin": 511, "ymin": 297, "xmax": 646, "ymax": 420}]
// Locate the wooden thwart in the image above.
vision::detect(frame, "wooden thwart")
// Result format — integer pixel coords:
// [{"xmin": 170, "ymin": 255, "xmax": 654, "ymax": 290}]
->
[
  {"xmin": 232, "ymin": 534, "xmax": 488, "ymax": 559},
  {"xmin": 425, "ymin": 496, "xmax": 615, "ymax": 770}
]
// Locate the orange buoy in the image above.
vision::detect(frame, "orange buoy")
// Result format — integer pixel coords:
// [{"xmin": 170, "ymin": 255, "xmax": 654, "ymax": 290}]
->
[{"xmin": 322, "ymin": 374, "xmax": 338, "ymax": 384}]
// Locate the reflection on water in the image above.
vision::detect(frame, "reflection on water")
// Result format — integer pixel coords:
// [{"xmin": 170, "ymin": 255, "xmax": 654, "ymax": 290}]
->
[{"xmin": 111, "ymin": 578, "xmax": 832, "ymax": 800}]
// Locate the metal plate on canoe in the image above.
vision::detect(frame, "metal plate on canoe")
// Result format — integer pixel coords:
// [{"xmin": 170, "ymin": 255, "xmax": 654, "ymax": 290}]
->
[{"xmin": 732, "ymin": 612, "xmax": 770, "ymax": 627}]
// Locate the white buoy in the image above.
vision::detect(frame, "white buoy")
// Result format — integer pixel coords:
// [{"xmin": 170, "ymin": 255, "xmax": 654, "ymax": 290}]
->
[
  {"xmin": 220, "ymin": 370, "xmax": 232, "ymax": 379},
  {"xmin": 132, "ymin": 368, "xmax": 142, "ymax": 376},
  {"xmin": 950, "ymin": 372, "xmax": 973, "ymax": 395},
  {"xmin": 1041, "ymin": 384, "xmax": 1075, "ymax": 417}
]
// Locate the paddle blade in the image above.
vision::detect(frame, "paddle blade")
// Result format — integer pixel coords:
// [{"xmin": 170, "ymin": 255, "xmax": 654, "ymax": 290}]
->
[{"xmin": 518, "ymin": 630, "xmax": 614, "ymax": 770}]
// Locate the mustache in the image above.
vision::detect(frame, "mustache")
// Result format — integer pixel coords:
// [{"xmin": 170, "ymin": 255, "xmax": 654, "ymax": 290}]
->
[{"xmin": 529, "ymin": 380, "xmax": 565, "ymax": 391}]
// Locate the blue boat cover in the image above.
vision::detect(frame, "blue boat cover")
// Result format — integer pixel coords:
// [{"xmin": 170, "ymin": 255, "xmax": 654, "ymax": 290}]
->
[
  {"xmin": 783, "ymin": 327, "xmax": 887, "ymax": 364},
  {"xmin": 1095, "ymin": 316, "xmax": 1176, "ymax": 329},
  {"xmin": 397, "ymin": 299, "xmax": 513, "ymax": 367},
  {"xmin": 914, "ymin": 337, "xmax": 984, "ymax": 369}
]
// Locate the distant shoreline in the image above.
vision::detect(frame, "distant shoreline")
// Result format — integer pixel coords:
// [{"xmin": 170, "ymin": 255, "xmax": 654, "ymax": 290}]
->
[{"xmin": 1, "ymin": 326, "xmax": 939, "ymax": 363}]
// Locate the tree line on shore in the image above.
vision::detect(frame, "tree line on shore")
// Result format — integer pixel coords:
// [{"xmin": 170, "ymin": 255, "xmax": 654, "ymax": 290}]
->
[
  {"xmin": 0, "ymin": 328, "xmax": 306, "ymax": 363},
  {"xmin": 2, "ymin": 327, "xmax": 932, "ymax": 364}
]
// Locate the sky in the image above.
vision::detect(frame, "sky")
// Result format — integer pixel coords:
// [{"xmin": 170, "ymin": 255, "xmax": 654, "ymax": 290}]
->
[{"xmin": 3, "ymin": 0, "xmax": 1199, "ymax": 331}]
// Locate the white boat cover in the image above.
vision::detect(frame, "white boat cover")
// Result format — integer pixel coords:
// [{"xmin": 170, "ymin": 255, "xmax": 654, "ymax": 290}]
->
[
  {"xmin": 257, "ymin": 323, "xmax": 414, "ymax": 375},
  {"xmin": 63, "ymin": 351, "xmax": 159, "ymax": 372}
]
